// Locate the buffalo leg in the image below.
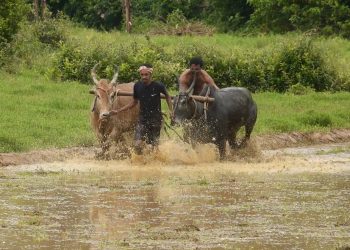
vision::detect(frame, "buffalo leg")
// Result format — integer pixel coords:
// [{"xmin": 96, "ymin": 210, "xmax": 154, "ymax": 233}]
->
[
  {"xmin": 228, "ymin": 129, "xmax": 239, "ymax": 149},
  {"xmin": 216, "ymin": 139, "xmax": 226, "ymax": 160},
  {"xmin": 214, "ymin": 131, "xmax": 226, "ymax": 160},
  {"xmin": 241, "ymin": 105, "xmax": 257, "ymax": 146}
]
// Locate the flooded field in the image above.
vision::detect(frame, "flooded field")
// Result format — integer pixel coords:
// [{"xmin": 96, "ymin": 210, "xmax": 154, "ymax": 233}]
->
[{"xmin": 0, "ymin": 141, "xmax": 349, "ymax": 249}]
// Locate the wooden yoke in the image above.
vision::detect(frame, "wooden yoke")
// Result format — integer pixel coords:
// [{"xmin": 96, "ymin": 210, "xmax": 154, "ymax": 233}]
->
[{"xmin": 116, "ymin": 91, "xmax": 173, "ymax": 99}]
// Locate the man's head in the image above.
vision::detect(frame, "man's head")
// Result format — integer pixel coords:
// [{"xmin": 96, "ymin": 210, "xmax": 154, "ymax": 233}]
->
[
  {"xmin": 189, "ymin": 57, "xmax": 204, "ymax": 72},
  {"xmin": 139, "ymin": 63, "xmax": 153, "ymax": 84}
]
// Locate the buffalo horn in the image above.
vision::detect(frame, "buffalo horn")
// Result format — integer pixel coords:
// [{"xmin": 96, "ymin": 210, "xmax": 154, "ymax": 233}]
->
[
  {"xmin": 190, "ymin": 95, "xmax": 215, "ymax": 103},
  {"xmin": 110, "ymin": 65, "xmax": 119, "ymax": 85},
  {"xmin": 185, "ymin": 71, "xmax": 197, "ymax": 95},
  {"xmin": 91, "ymin": 63, "xmax": 100, "ymax": 85}
]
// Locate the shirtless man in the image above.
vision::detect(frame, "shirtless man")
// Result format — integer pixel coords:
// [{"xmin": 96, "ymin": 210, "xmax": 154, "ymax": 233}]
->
[{"xmin": 178, "ymin": 56, "xmax": 219, "ymax": 95}]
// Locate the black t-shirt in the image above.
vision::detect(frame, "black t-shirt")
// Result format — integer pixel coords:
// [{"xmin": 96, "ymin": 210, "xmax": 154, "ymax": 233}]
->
[{"xmin": 133, "ymin": 80, "xmax": 168, "ymax": 123}]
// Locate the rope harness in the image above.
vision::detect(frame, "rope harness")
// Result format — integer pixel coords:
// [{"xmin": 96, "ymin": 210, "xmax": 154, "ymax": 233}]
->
[{"xmin": 91, "ymin": 87, "xmax": 120, "ymax": 115}]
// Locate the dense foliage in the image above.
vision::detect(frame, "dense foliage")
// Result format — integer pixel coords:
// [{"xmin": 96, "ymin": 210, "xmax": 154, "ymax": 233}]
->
[
  {"xmin": 0, "ymin": 0, "xmax": 29, "ymax": 66},
  {"xmin": 0, "ymin": 0, "xmax": 29, "ymax": 44},
  {"xmin": 48, "ymin": 29, "xmax": 348, "ymax": 92},
  {"xmin": 248, "ymin": 0, "xmax": 350, "ymax": 38},
  {"xmin": 39, "ymin": 0, "xmax": 350, "ymax": 38}
]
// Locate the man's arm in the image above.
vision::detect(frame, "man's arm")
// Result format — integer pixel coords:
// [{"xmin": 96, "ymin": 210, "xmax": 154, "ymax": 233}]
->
[
  {"xmin": 109, "ymin": 98, "xmax": 138, "ymax": 116},
  {"xmin": 178, "ymin": 69, "xmax": 191, "ymax": 92},
  {"xmin": 165, "ymin": 94, "xmax": 173, "ymax": 120},
  {"xmin": 202, "ymin": 70, "xmax": 219, "ymax": 89}
]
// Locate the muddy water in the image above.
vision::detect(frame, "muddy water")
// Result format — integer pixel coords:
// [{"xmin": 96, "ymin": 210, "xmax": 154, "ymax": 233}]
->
[{"xmin": 0, "ymin": 142, "xmax": 349, "ymax": 249}]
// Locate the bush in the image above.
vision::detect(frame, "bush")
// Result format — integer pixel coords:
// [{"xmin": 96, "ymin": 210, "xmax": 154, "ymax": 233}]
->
[
  {"xmin": 0, "ymin": 0, "xmax": 29, "ymax": 44},
  {"xmin": 51, "ymin": 32, "xmax": 348, "ymax": 92},
  {"xmin": 287, "ymin": 83, "xmax": 315, "ymax": 95},
  {"xmin": 32, "ymin": 16, "xmax": 67, "ymax": 47},
  {"xmin": 271, "ymin": 38, "xmax": 339, "ymax": 92},
  {"xmin": 0, "ymin": 0, "xmax": 30, "ymax": 68}
]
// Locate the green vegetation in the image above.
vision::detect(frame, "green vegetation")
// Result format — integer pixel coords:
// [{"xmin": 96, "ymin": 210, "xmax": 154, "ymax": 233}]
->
[
  {"xmin": 37, "ymin": 0, "xmax": 350, "ymax": 39},
  {"xmin": 0, "ymin": 70, "xmax": 94, "ymax": 152},
  {"xmin": 4, "ymin": 18, "xmax": 350, "ymax": 92},
  {"xmin": 0, "ymin": 18, "xmax": 349, "ymax": 153},
  {"xmin": 254, "ymin": 92, "xmax": 350, "ymax": 134},
  {"xmin": 0, "ymin": 69, "xmax": 349, "ymax": 153}
]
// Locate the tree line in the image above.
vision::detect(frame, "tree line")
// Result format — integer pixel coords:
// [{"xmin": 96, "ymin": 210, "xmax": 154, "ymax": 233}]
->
[
  {"xmin": 39, "ymin": 0, "xmax": 350, "ymax": 38},
  {"xmin": 2, "ymin": 0, "xmax": 350, "ymax": 45}
]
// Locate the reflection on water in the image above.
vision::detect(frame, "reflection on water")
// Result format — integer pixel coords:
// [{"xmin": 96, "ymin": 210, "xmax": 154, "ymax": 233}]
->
[{"xmin": 0, "ymin": 142, "xmax": 349, "ymax": 249}]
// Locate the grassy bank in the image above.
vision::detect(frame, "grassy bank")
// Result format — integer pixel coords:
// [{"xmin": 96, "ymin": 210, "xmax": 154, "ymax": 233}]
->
[
  {"xmin": 0, "ymin": 69, "xmax": 349, "ymax": 153},
  {"xmin": 0, "ymin": 70, "xmax": 94, "ymax": 152}
]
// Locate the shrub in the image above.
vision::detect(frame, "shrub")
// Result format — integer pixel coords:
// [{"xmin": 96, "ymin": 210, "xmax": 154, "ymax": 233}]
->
[
  {"xmin": 32, "ymin": 16, "xmax": 67, "ymax": 47},
  {"xmin": 287, "ymin": 83, "xmax": 314, "ymax": 95},
  {"xmin": 0, "ymin": 0, "xmax": 29, "ymax": 44},
  {"xmin": 271, "ymin": 38, "xmax": 338, "ymax": 92},
  {"xmin": 0, "ymin": 0, "xmax": 30, "ymax": 68},
  {"xmin": 51, "ymin": 32, "xmax": 348, "ymax": 92}
]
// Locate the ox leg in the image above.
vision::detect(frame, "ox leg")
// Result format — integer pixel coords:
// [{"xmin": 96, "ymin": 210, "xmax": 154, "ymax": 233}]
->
[
  {"xmin": 95, "ymin": 140, "xmax": 110, "ymax": 159},
  {"xmin": 134, "ymin": 140, "xmax": 143, "ymax": 155},
  {"xmin": 241, "ymin": 105, "xmax": 257, "ymax": 147},
  {"xmin": 216, "ymin": 139, "xmax": 226, "ymax": 160},
  {"xmin": 228, "ymin": 129, "xmax": 239, "ymax": 149},
  {"xmin": 213, "ymin": 131, "xmax": 226, "ymax": 160}
]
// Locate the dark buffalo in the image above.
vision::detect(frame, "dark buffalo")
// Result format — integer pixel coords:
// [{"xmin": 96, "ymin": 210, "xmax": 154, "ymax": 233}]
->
[
  {"xmin": 173, "ymin": 85, "xmax": 257, "ymax": 159},
  {"xmin": 89, "ymin": 64, "xmax": 139, "ymax": 157}
]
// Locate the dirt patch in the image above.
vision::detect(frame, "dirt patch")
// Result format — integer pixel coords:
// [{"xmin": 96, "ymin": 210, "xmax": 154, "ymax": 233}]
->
[
  {"xmin": 1, "ymin": 128, "xmax": 350, "ymax": 167},
  {"xmin": 255, "ymin": 128, "xmax": 350, "ymax": 149}
]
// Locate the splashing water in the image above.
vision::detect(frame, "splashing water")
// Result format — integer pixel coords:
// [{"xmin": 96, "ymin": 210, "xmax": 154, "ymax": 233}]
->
[{"xmin": 130, "ymin": 140, "xmax": 219, "ymax": 165}]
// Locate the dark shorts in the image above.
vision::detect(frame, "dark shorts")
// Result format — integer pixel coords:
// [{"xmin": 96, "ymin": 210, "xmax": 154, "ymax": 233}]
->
[{"xmin": 135, "ymin": 120, "xmax": 162, "ymax": 146}]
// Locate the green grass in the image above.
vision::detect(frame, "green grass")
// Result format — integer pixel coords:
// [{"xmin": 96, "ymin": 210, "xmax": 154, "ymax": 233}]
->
[
  {"xmin": 254, "ymin": 91, "xmax": 350, "ymax": 134},
  {"xmin": 0, "ymin": 69, "xmax": 95, "ymax": 152}
]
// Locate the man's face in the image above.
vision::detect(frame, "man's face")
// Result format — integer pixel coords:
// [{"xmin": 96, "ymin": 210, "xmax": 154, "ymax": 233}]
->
[
  {"xmin": 140, "ymin": 69, "xmax": 151, "ymax": 84},
  {"xmin": 190, "ymin": 64, "xmax": 201, "ymax": 72}
]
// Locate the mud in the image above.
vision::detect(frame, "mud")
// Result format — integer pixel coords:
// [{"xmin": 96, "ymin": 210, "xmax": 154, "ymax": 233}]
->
[
  {"xmin": 0, "ymin": 133, "xmax": 349, "ymax": 249},
  {"xmin": 1, "ymin": 128, "xmax": 350, "ymax": 167}
]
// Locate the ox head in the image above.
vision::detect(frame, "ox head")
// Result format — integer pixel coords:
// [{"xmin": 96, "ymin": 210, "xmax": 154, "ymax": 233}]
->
[
  {"xmin": 173, "ymin": 71, "xmax": 199, "ymax": 124},
  {"xmin": 172, "ymin": 93, "xmax": 195, "ymax": 124},
  {"xmin": 89, "ymin": 63, "xmax": 119, "ymax": 120},
  {"xmin": 173, "ymin": 74, "xmax": 216, "ymax": 125},
  {"xmin": 173, "ymin": 93, "xmax": 215, "ymax": 125}
]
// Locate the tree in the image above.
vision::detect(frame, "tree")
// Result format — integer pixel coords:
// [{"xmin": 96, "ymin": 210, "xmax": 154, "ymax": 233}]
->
[
  {"xmin": 124, "ymin": 0, "xmax": 131, "ymax": 33},
  {"xmin": 33, "ymin": 0, "xmax": 47, "ymax": 20}
]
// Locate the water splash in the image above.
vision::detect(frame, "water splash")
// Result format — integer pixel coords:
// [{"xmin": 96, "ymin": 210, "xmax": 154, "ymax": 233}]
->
[{"xmin": 130, "ymin": 140, "xmax": 219, "ymax": 165}]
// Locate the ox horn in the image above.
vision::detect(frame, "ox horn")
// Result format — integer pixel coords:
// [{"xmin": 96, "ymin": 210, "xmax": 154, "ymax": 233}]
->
[
  {"xmin": 110, "ymin": 65, "xmax": 119, "ymax": 85},
  {"xmin": 185, "ymin": 70, "xmax": 197, "ymax": 95},
  {"xmin": 190, "ymin": 95, "xmax": 215, "ymax": 103},
  {"xmin": 91, "ymin": 63, "xmax": 100, "ymax": 85}
]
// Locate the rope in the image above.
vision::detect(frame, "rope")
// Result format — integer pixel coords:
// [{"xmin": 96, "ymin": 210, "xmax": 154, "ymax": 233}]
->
[{"xmin": 163, "ymin": 120, "xmax": 184, "ymax": 141}]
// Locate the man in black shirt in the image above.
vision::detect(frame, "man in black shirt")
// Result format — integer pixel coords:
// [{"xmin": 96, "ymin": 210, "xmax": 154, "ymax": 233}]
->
[{"xmin": 109, "ymin": 63, "xmax": 173, "ymax": 154}]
